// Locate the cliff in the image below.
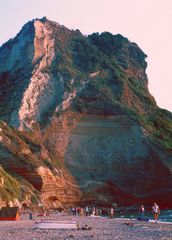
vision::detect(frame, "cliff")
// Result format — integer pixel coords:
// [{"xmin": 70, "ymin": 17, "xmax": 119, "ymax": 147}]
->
[{"xmin": 0, "ymin": 17, "xmax": 172, "ymax": 208}]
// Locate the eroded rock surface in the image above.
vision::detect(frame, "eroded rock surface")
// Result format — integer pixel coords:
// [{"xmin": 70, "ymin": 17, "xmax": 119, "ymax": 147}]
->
[{"xmin": 0, "ymin": 17, "xmax": 172, "ymax": 208}]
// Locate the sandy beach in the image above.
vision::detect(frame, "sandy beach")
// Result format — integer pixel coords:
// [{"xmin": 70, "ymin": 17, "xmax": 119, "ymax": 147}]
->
[{"xmin": 0, "ymin": 212, "xmax": 171, "ymax": 240}]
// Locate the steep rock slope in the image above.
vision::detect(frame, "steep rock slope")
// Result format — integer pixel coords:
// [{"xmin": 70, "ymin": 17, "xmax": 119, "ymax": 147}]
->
[
  {"xmin": 0, "ymin": 120, "xmax": 81, "ymax": 208},
  {"xmin": 0, "ymin": 17, "xmax": 172, "ymax": 208}
]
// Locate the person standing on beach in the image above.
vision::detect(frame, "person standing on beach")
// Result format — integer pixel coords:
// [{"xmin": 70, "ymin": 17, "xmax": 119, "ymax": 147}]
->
[
  {"xmin": 72, "ymin": 207, "xmax": 76, "ymax": 215},
  {"xmin": 85, "ymin": 206, "xmax": 89, "ymax": 216},
  {"xmin": 139, "ymin": 204, "xmax": 145, "ymax": 220},
  {"xmin": 152, "ymin": 202, "xmax": 160, "ymax": 223},
  {"xmin": 92, "ymin": 207, "xmax": 96, "ymax": 216},
  {"xmin": 110, "ymin": 207, "xmax": 114, "ymax": 218}
]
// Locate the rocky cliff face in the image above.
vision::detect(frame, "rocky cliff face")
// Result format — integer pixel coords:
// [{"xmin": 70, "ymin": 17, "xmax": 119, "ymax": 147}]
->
[{"xmin": 0, "ymin": 17, "xmax": 172, "ymax": 208}]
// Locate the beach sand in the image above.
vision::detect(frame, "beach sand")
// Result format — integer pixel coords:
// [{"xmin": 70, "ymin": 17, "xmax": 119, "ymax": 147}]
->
[{"xmin": 0, "ymin": 212, "xmax": 171, "ymax": 240}]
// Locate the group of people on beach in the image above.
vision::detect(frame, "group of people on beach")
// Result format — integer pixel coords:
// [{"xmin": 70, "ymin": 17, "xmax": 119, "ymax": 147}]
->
[
  {"xmin": 70, "ymin": 206, "xmax": 122, "ymax": 219},
  {"xmin": 71, "ymin": 206, "xmax": 115, "ymax": 217},
  {"xmin": 71, "ymin": 202, "xmax": 160, "ymax": 223},
  {"xmin": 139, "ymin": 202, "xmax": 160, "ymax": 223},
  {"xmin": 71, "ymin": 206, "xmax": 103, "ymax": 216}
]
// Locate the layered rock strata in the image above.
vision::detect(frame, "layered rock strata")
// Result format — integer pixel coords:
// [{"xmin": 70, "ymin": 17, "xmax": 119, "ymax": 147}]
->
[{"xmin": 0, "ymin": 17, "xmax": 171, "ymax": 208}]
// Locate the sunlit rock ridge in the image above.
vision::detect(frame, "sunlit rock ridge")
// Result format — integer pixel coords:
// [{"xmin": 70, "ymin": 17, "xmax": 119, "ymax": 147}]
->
[{"xmin": 0, "ymin": 17, "xmax": 171, "ymax": 209}]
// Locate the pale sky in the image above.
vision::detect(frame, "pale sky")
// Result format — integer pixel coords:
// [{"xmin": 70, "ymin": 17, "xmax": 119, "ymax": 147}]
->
[{"xmin": 0, "ymin": 0, "xmax": 171, "ymax": 112}]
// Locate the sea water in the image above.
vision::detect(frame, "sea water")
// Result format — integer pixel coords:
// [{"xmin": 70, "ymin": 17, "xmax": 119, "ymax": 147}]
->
[{"xmin": 115, "ymin": 209, "xmax": 172, "ymax": 222}]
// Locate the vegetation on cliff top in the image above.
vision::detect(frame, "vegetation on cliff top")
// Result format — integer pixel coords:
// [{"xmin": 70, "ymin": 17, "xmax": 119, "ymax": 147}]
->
[{"xmin": 48, "ymin": 24, "xmax": 172, "ymax": 152}]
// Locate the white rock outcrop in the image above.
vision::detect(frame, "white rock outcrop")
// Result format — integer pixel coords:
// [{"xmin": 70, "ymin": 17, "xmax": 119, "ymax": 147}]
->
[{"xmin": 19, "ymin": 20, "xmax": 63, "ymax": 129}]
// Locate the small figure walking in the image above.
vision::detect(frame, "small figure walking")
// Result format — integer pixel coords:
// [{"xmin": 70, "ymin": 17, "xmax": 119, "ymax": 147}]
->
[
  {"xmin": 152, "ymin": 202, "xmax": 160, "ymax": 223},
  {"xmin": 139, "ymin": 204, "xmax": 145, "ymax": 220}
]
